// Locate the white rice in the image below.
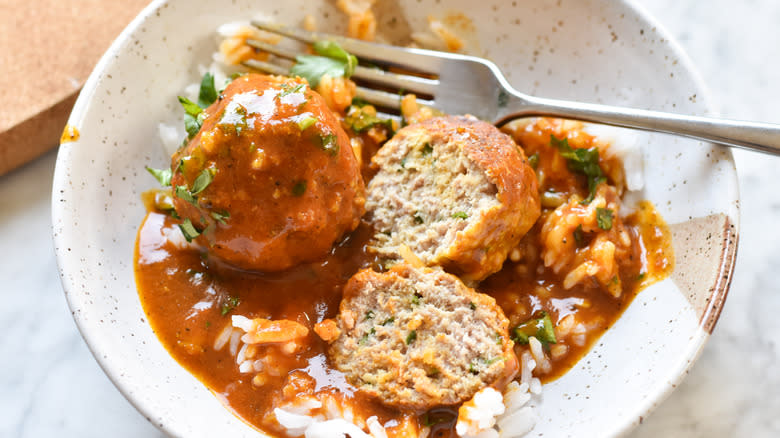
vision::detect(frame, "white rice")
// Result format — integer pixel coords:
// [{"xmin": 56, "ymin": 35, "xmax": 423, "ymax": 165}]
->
[{"xmin": 454, "ymin": 351, "xmax": 540, "ymax": 438}]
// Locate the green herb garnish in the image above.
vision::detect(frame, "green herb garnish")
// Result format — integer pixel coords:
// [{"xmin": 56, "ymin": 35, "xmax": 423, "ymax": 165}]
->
[
  {"xmin": 405, "ymin": 330, "xmax": 417, "ymax": 344},
  {"xmin": 197, "ymin": 72, "xmax": 218, "ymax": 108},
  {"xmin": 510, "ymin": 311, "xmax": 557, "ymax": 346},
  {"xmin": 145, "ymin": 166, "xmax": 172, "ymax": 187},
  {"xmin": 421, "ymin": 143, "xmax": 433, "ymax": 156},
  {"xmin": 550, "ymin": 135, "xmax": 605, "ymax": 204},
  {"xmin": 364, "ymin": 310, "xmax": 375, "ymax": 320},
  {"xmin": 413, "ymin": 214, "xmax": 424, "ymax": 224},
  {"xmin": 190, "ymin": 168, "xmax": 215, "ymax": 195},
  {"xmin": 573, "ymin": 224, "xmax": 584, "ymax": 246},
  {"xmin": 411, "ymin": 292, "xmax": 422, "ymax": 306},
  {"xmin": 596, "ymin": 208, "xmax": 614, "ymax": 230},
  {"xmin": 175, "ymin": 185, "xmax": 198, "ymax": 206},
  {"xmin": 470, "ymin": 302, "xmax": 477, "ymax": 310},
  {"xmin": 292, "ymin": 181, "xmax": 307, "ymax": 196},
  {"xmin": 319, "ymin": 133, "xmax": 340, "ymax": 156},
  {"xmin": 452, "ymin": 211, "xmax": 468, "ymax": 219},
  {"xmin": 210, "ymin": 211, "xmax": 230, "ymax": 224},
  {"xmin": 178, "ymin": 96, "xmax": 203, "ymax": 117},
  {"xmin": 297, "ymin": 115, "xmax": 318, "ymax": 131},
  {"xmin": 528, "ymin": 152, "xmax": 539, "ymax": 170},
  {"xmin": 381, "ymin": 317, "xmax": 395, "ymax": 326},
  {"xmin": 279, "ymin": 83, "xmax": 306, "ymax": 98},
  {"xmin": 220, "ymin": 296, "xmax": 241, "ymax": 316},
  {"xmin": 344, "ymin": 106, "xmax": 394, "ymax": 133},
  {"xmin": 350, "ymin": 97, "xmax": 370, "ymax": 107},
  {"xmin": 178, "ymin": 218, "xmax": 201, "ymax": 242},
  {"xmin": 290, "ymin": 40, "xmax": 357, "ymax": 87}
]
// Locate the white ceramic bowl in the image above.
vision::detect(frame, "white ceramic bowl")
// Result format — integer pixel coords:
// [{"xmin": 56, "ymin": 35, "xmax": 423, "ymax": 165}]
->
[{"xmin": 52, "ymin": 0, "xmax": 739, "ymax": 436}]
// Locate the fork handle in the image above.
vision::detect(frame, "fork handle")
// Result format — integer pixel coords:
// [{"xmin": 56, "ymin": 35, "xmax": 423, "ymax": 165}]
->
[{"xmin": 497, "ymin": 93, "xmax": 780, "ymax": 155}]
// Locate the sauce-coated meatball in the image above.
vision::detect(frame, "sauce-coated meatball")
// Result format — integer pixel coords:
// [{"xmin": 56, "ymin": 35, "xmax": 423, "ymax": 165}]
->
[{"xmin": 170, "ymin": 74, "xmax": 365, "ymax": 271}]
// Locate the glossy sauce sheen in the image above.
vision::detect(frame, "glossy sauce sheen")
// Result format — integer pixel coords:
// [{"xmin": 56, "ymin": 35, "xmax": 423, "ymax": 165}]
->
[{"xmin": 135, "ymin": 118, "xmax": 674, "ymax": 436}]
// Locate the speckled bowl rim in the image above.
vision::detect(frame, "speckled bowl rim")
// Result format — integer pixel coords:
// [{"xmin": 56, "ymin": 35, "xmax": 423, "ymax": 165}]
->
[{"xmin": 52, "ymin": 0, "xmax": 740, "ymax": 436}]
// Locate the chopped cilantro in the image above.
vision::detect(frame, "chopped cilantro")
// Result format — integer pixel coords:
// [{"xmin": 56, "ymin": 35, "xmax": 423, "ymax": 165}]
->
[
  {"xmin": 190, "ymin": 168, "xmax": 215, "ymax": 195},
  {"xmin": 550, "ymin": 135, "xmax": 605, "ymax": 204},
  {"xmin": 510, "ymin": 311, "xmax": 557, "ymax": 346},
  {"xmin": 421, "ymin": 143, "xmax": 433, "ymax": 156},
  {"xmin": 210, "ymin": 211, "xmax": 230, "ymax": 224},
  {"xmin": 637, "ymin": 272, "xmax": 647, "ymax": 281},
  {"xmin": 183, "ymin": 113, "xmax": 201, "ymax": 139},
  {"xmin": 364, "ymin": 310, "xmax": 375, "ymax": 320},
  {"xmin": 528, "ymin": 152, "xmax": 539, "ymax": 170},
  {"xmin": 381, "ymin": 317, "xmax": 395, "ymax": 326},
  {"xmin": 318, "ymin": 133, "xmax": 340, "ymax": 156},
  {"xmin": 596, "ymin": 208, "xmax": 614, "ymax": 230},
  {"xmin": 292, "ymin": 181, "xmax": 307, "ymax": 196},
  {"xmin": 145, "ymin": 166, "xmax": 172, "ymax": 187},
  {"xmin": 411, "ymin": 292, "xmax": 422, "ymax": 306},
  {"xmin": 495, "ymin": 332, "xmax": 503, "ymax": 345},
  {"xmin": 220, "ymin": 296, "xmax": 241, "ymax": 316},
  {"xmin": 289, "ymin": 40, "xmax": 357, "ymax": 87},
  {"xmin": 468, "ymin": 362, "xmax": 479, "ymax": 374},
  {"xmin": 178, "ymin": 96, "xmax": 202, "ymax": 117},
  {"xmin": 175, "ymin": 185, "xmax": 198, "ymax": 206},
  {"xmin": 452, "ymin": 211, "xmax": 468, "ymax": 219},
  {"xmin": 197, "ymin": 72, "xmax": 218, "ymax": 108},
  {"xmin": 470, "ymin": 302, "xmax": 477, "ymax": 310},
  {"xmin": 297, "ymin": 115, "xmax": 318, "ymax": 131},
  {"xmin": 178, "ymin": 218, "xmax": 200, "ymax": 243},
  {"xmin": 405, "ymin": 330, "xmax": 417, "ymax": 344},
  {"xmin": 573, "ymin": 224, "xmax": 584, "ymax": 246},
  {"xmin": 344, "ymin": 106, "xmax": 394, "ymax": 133},
  {"xmin": 278, "ymin": 83, "xmax": 306, "ymax": 98},
  {"xmin": 350, "ymin": 97, "xmax": 370, "ymax": 107}
]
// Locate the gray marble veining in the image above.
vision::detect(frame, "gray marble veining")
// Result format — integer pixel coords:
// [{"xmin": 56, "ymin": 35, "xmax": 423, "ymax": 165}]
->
[{"xmin": 1, "ymin": 0, "xmax": 778, "ymax": 436}]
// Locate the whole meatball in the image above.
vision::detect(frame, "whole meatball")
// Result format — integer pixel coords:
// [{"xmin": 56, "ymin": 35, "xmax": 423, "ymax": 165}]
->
[{"xmin": 170, "ymin": 74, "xmax": 365, "ymax": 271}]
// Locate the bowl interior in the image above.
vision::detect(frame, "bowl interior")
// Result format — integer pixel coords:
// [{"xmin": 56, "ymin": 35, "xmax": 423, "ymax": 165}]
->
[{"xmin": 52, "ymin": 0, "xmax": 739, "ymax": 436}]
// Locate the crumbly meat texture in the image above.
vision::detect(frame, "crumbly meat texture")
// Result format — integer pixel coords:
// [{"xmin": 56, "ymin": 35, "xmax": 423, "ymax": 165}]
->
[
  {"xmin": 328, "ymin": 264, "xmax": 518, "ymax": 410},
  {"xmin": 365, "ymin": 115, "xmax": 540, "ymax": 281},
  {"xmin": 170, "ymin": 74, "xmax": 365, "ymax": 271}
]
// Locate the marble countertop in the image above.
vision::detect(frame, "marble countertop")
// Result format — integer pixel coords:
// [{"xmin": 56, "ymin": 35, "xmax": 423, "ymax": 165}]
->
[{"xmin": 2, "ymin": 0, "xmax": 778, "ymax": 436}]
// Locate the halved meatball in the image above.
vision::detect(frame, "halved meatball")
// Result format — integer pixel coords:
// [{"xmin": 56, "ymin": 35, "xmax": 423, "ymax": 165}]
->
[
  {"xmin": 365, "ymin": 115, "xmax": 540, "ymax": 281},
  {"xmin": 326, "ymin": 264, "xmax": 518, "ymax": 410},
  {"xmin": 170, "ymin": 74, "xmax": 365, "ymax": 271}
]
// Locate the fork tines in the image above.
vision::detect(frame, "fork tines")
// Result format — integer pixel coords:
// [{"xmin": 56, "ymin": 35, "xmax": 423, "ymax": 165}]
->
[{"xmin": 243, "ymin": 21, "xmax": 441, "ymax": 111}]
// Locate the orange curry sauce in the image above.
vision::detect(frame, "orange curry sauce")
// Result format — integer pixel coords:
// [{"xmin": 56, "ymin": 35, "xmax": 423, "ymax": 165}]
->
[{"xmin": 135, "ymin": 117, "xmax": 673, "ymax": 437}]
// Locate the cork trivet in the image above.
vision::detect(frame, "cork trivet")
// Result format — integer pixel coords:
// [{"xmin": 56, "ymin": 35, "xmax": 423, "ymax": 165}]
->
[{"xmin": 0, "ymin": 0, "xmax": 150, "ymax": 175}]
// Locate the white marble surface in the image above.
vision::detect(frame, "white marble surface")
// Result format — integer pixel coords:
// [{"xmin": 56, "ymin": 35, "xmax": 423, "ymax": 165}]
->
[{"xmin": 2, "ymin": 0, "xmax": 779, "ymax": 436}]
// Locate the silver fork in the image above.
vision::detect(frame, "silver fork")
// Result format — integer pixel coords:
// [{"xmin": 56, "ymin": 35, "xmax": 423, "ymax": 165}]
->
[{"xmin": 245, "ymin": 22, "xmax": 780, "ymax": 155}]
